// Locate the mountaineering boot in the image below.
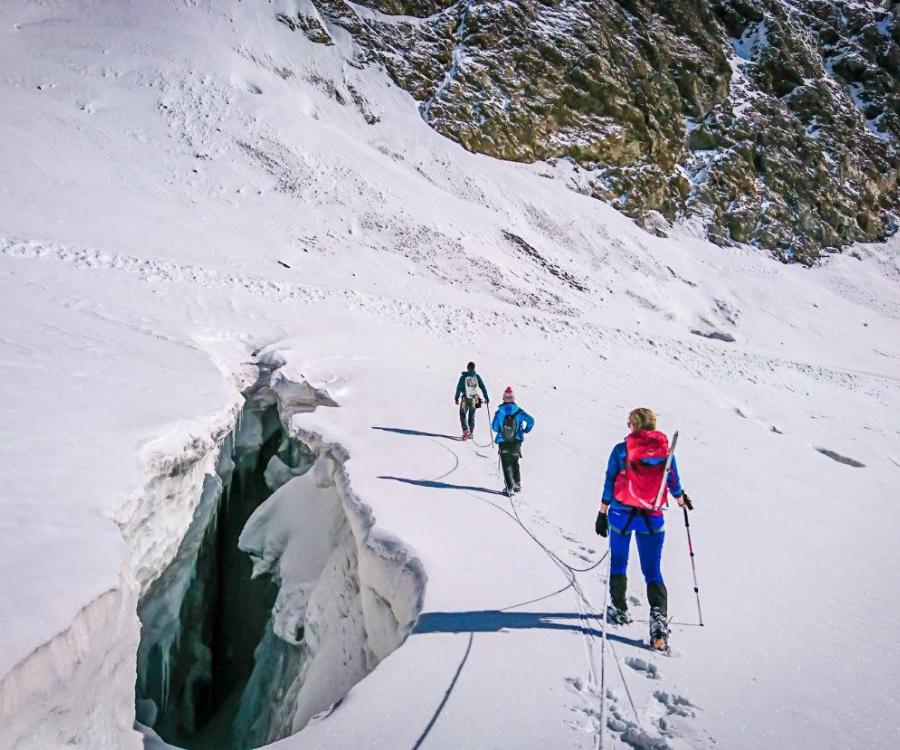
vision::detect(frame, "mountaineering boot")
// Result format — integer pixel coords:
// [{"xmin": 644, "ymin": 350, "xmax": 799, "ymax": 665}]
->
[
  {"xmin": 610, "ymin": 575, "xmax": 628, "ymax": 611},
  {"xmin": 649, "ymin": 607, "xmax": 670, "ymax": 652},
  {"xmin": 462, "ymin": 430, "xmax": 471, "ymax": 441},
  {"xmin": 606, "ymin": 603, "xmax": 632, "ymax": 625},
  {"xmin": 607, "ymin": 574, "xmax": 631, "ymax": 624},
  {"xmin": 647, "ymin": 582, "xmax": 669, "ymax": 651},
  {"xmin": 646, "ymin": 582, "xmax": 668, "ymax": 616},
  {"xmin": 513, "ymin": 482, "xmax": 521, "ymax": 493}
]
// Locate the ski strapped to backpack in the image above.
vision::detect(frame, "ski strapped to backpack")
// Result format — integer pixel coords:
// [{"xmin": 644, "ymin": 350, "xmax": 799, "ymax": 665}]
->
[
  {"xmin": 651, "ymin": 430, "xmax": 678, "ymax": 511},
  {"xmin": 501, "ymin": 408, "xmax": 520, "ymax": 442}
]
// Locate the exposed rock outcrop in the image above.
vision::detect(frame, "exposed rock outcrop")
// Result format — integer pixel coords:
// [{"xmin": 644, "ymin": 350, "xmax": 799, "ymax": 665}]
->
[{"xmin": 283, "ymin": 0, "xmax": 898, "ymax": 263}]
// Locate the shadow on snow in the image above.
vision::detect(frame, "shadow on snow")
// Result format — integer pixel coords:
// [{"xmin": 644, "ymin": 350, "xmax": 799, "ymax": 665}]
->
[
  {"xmin": 372, "ymin": 426, "xmax": 462, "ymax": 441},
  {"xmin": 378, "ymin": 475, "xmax": 506, "ymax": 496},
  {"xmin": 413, "ymin": 610, "xmax": 646, "ymax": 647}
]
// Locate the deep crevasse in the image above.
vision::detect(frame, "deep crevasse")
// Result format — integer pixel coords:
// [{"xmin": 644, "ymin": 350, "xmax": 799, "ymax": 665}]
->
[
  {"xmin": 0, "ymin": 367, "xmax": 426, "ymax": 750},
  {"xmin": 133, "ymin": 370, "xmax": 427, "ymax": 748},
  {"xmin": 234, "ymin": 408, "xmax": 427, "ymax": 745}
]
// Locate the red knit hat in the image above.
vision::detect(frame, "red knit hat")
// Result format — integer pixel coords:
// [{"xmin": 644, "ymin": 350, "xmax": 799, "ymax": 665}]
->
[{"xmin": 502, "ymin": 386, "xmax": 515, "ymax": 403}]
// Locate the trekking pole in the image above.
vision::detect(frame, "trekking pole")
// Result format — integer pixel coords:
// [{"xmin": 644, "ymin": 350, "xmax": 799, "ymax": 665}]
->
[{"xmin": 682, "ymin": 506, "xmax": 704, "ymax": 626}]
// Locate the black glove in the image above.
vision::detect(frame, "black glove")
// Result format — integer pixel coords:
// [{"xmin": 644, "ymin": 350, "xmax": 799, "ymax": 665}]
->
[
  {"xmin": 595, "ymin": 511, "xmax": 608, "ymax": 537},
  {"xmin": 680, "ymin": 492, "xmax": 693, "ymax": 511}
]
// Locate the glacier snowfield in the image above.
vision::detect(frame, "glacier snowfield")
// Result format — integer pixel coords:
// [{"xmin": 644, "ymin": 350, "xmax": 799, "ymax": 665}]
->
[{"xmin": 1, "ymin": 2, "xmax": 898, "ymax": 749}]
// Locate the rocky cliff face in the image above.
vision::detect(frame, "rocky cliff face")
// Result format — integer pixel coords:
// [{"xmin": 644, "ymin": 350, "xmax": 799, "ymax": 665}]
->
[{"xmin": 285, "ymin": 0, "xmax": 898, "ymax": 263}]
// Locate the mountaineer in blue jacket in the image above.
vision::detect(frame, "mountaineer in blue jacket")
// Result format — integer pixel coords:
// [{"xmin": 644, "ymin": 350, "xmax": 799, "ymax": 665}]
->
[
  {"xmin": 491, "ymin": 386, "xmax": 535, "ymax": 495},
  {"xmin": 454, "ymin": 362, "xmax": 490, "ymax": 440}
]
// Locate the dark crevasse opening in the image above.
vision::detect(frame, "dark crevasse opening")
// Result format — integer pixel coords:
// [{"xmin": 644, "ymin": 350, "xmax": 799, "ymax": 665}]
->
[
  {"xmin": 212, "ymin": 412, "xmax": 281, "ymax": 717},
  {"xmin": 133, "ymin": 371, "xmax": 425, "ymax": 750},
  {"xmin": 134, "ymin": 390, "xmax": 313, "ymax": 749}
]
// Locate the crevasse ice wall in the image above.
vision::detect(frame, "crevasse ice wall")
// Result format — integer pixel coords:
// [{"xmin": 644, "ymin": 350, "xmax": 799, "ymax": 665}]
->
[
  {"xmin": 0, "ymin": 392, "xmax": 243, "ymax": 750},
  {"xmin": 0, "ymin": 368, "xmax": 426, "ymax": 749},
  {"xmin": 234, "ymin": 377, "xmax": 428, "ymax": 745}
]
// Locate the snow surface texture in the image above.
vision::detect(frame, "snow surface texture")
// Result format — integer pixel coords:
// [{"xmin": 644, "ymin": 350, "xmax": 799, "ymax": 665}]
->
[{"xmin": 0, "ymin": 1, "xmax": 898, "ymax": 748}]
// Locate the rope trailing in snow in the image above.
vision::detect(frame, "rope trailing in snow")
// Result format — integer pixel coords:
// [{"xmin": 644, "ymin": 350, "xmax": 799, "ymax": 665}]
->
[
  {"xmin": 607, "ymin": 618, "xmax": 642, "ymax": 728},
  {"xmin": 499, "ymin": 466, "xmax": 643, "ymax": 733},
  {"xmin": 506, "ymin": 489, "xmax": 608, "ymax": 575},
  {"xmin": 469, "ymin": 405, "xmax": 495, "ymax": 448},
  {"xmin": 425, "ymin": 434, "xmax": 642, "ymax": 740},
  {"xmin": 427, "ymin": 436, "xmax": 460, "ymax": 481},
  {"xmin": 598, "ymin": 549, "xmax": 610, "ymax": 750},
  {"xmin": 411, "ymin": 632, "xmax": 475, "ymax": 750},
  {"xmin": 501, "ymin": 462, "xmax": 607, "ymax": 575},
  {"xmin": 505, "ymin": 490, "xmax": 646, "ymax": 733}
]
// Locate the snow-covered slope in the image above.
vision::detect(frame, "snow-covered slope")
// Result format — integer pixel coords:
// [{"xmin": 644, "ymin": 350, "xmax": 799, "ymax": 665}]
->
[{"xmin": 0, "ymin": 1, "xmax": 898, "ymax": 748}]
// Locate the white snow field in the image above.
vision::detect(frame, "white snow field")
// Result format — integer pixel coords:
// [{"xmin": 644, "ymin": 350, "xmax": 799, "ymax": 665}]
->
[{"xmin": 1, "ymin": 1, "xmax": 899, "ymax": 748}]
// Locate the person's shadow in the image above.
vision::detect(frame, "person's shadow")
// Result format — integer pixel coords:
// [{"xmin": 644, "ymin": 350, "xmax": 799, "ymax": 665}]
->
[
  {"xmin": 378, "ymin": 476, "xmax": 505, "ymax": 496},
  {"xmin": 372, "ymin": 426, "xmax": 461, "ymax": 441},
  {"xmin": 413, "ymin": 609, "xmax": 646, "ymax": 646}
]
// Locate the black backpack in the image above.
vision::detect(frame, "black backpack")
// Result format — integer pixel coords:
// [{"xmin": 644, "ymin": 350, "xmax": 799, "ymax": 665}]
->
[{"xmin": 501, "ymin": 409, "xmax": 519, "ymax": 442}]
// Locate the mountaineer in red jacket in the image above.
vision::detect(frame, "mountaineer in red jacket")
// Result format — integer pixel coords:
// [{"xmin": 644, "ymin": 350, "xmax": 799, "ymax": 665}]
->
[{"xmin": 595, "ymin": 408, "xmax": 692, "ymax": 652}]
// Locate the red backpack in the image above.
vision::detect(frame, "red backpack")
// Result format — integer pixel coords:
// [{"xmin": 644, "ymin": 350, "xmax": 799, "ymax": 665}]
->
[{"xmin": 613, "ymin": 430, "xmax": 670, "ymax": 510}]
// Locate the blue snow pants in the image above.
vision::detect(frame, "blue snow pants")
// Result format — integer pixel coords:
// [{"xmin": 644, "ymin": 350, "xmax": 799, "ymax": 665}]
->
[{"xmin": 608, "ymin": 505, "xmax": 665, "ymax": 585}]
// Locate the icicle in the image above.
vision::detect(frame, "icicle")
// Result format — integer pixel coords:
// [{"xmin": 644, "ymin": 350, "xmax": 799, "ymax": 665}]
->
[
  {"xmin": 157, "ymin": 620, "xmax": 181, "ymax": 714},
  {"xmin": 221, "ymin": 473, "xmax": 231, "ymax": 515},
  {"xmin": 160, "ymin": 640, "xmax": 172, "ymax": 713}
]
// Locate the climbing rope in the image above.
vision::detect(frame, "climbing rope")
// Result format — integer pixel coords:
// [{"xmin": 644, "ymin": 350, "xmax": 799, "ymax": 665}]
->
[
  {"xmin": 427, "ymin": 437, "xmax": 460, "ymax": 481},
  {"xmin": 458, "ymin": 477, "xmax": 643, "ymax": 736},
  {"xmin": 470, "ymin": 404, "xmax": 495, "ymax": 448},
  {"xmin": 507, "ymin": 491, "xmax": 642, "ymax": 736},
  {"xmin": 417, "ymin": 428, "xmax": 643, "ymax": 741},
  {"xmin": 599, "ymin": 550, "xmax": 610, "ymax": 750},
  {"xmin": 504, "ymin": 472, "xmax": 607, "ymax": 574},
  {"xmin": 500, "ymin": 469, "xmax": 643, "ymax": 734}
]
